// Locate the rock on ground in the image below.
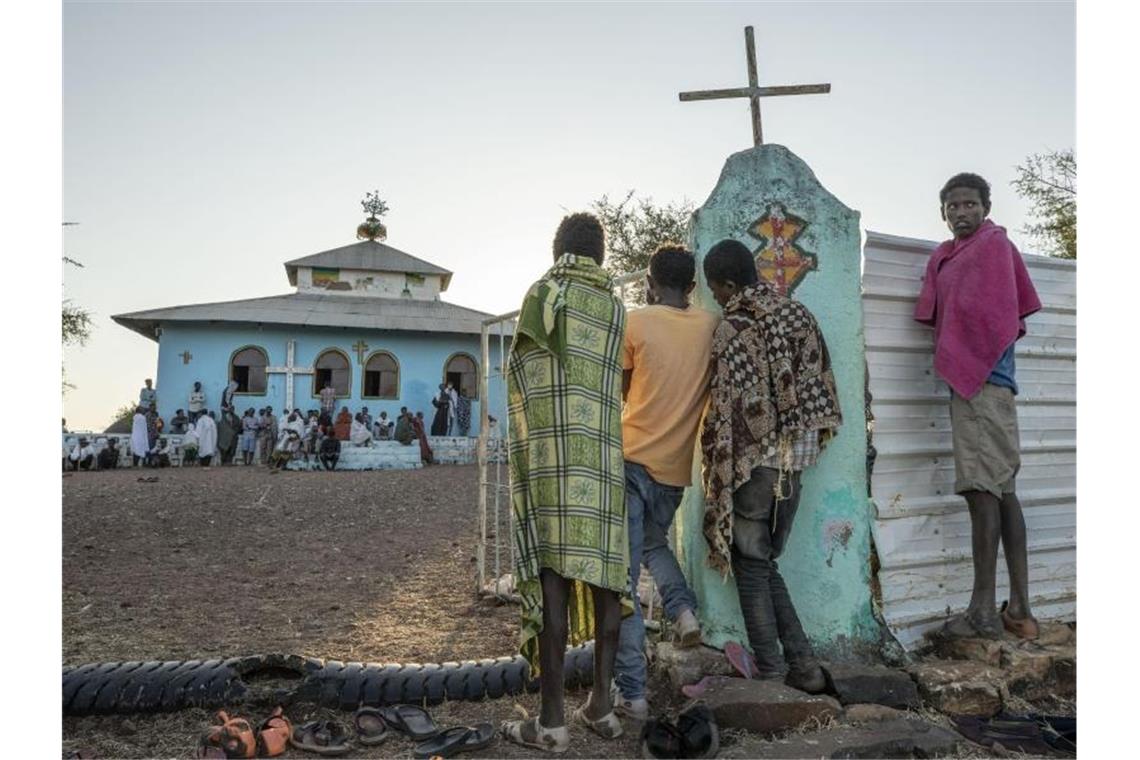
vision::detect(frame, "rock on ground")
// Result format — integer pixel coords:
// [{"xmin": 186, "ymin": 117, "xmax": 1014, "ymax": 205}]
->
[
  {"xmin": 822, "ymin": 662, "xmax": 922, "ymax": 708},
  {"xmin": 654, "ymin": 642, "xmax": 736, "ymax": 691},
  {"xmin": 908, "ymin": 659, "xmax": 1003, "ymax": 717},
  {"xmin": 698, "ymin": 676, "xmax": 841, "ymax": 735},
  {"xmin": 723, "ymin": 717, "xmax": 964, "ymax": 759}
]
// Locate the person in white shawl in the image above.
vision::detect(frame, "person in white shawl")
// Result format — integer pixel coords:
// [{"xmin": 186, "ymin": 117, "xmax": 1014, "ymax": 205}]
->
[
  {"xmin": 446, "ymin": 382, "xmax": 459, "ymax": 435},
  {"xmin": 130, "ymin": 407, "xmax": 149, "ymax": 467},
  {"xmin": 350, "ymin": 413, "xmax": 373, "ymax": 447},
  {"xmin": 195, "ymin": 411, "xmax": 218, "ymax": 466}
]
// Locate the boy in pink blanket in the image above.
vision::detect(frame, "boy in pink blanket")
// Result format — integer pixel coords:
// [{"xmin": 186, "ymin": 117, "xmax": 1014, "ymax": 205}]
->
[{"xmin": 914, "ymin": 173, "xmax": 1042, "ymax": 641}]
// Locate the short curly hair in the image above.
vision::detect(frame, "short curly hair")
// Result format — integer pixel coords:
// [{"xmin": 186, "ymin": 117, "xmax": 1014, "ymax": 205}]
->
[
  {"xmin": 649, "ymin": 243, "xmax": 696, "ymax": 290},
  {"xmin": 939, "ymin": 172, "xmax": 992, "ymax": 212},
  {"xmin": 703, "ymin": 239, "xmax": 758, "ymax": 287},
  {"xmin": 552, "ymin": 212, "xmax": 605, "ymax": 264}
]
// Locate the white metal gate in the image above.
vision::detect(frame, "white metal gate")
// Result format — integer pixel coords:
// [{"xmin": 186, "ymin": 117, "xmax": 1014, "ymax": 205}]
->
[{"xmin": 862, "ymin": 231, "xmax": 1076, "ymax": 650}]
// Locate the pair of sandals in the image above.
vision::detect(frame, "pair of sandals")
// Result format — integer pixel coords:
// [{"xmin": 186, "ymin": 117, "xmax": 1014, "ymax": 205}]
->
[
  {"xmin": 354, "ymin": 704, "xmax": 495, "ymax": 759},
  {"xmin": 641, "ymin": 704, "xmax": 720, "ymax": 759},
  {"xmin": 501, "ymin": 694, "xmax": 624, "ymax": 754},
  {"xmin": 196, "ymin": 708, "xmax": 290, "ymax": 759}
]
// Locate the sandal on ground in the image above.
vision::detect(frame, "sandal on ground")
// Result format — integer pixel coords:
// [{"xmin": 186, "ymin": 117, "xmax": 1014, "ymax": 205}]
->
[
  {"xmin": 352, "ymin": 707, "xmax": 390, "ymax": 745},
  {"xmin": 573, "ymin": 701, "xmax": 623, "ymax": 740},
  {"xmin": 378, "ymin": 704, "xmax": 440, "ymax": 741},
  {"xmin": 413, "ymin": 723, "xmax": 496, "ymax": 759},
  {"xmin": 198, "ymin": 711, "xmax": 256, "ymax": 759},
  {"xmin": 1001, "ymin": 601, "xmax": 1040, "ymax": 640},
  {"xmin": 724, "ymin": 641, "xmax": 759, "ymax": 679},
  {"xmin": 290, "ymin": 720, "xmax": 352, "ymax": 756},
  {"xmin": 256, "ymin": 707, "xmax": 292, "ymax": 757},
  {"xmin": 500, "ymin": 717, "xmax": 570, "ymax": 753}
]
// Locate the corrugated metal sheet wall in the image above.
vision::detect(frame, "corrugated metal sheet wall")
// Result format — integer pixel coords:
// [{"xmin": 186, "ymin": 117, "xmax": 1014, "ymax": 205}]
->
[{"xmin": 862, "ymin": 231, "xmax": 1076, "ymax": 650}]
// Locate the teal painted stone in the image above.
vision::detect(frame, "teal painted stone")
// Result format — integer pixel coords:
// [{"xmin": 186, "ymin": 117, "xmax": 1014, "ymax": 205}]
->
[{"xmin": 677, "ymin": 144, "xmax": 879, "ymax": 653}]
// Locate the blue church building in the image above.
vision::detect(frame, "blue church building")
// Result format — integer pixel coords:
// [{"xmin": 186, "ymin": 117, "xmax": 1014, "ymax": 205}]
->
[{"xmin": 113, "ymin": 236, "xmax": 510, "ymax": 435}]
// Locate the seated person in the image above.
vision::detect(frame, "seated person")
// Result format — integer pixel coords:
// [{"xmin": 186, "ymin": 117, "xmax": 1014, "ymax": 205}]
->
[
  {"xmin": 181, "ymin": 424, "xmax": 199, "ymax": 466},
  {"xmin": 69, "ymin": 437, "xmax": 96, "ymax": 471},
  {"xmin": 148, "ymin": 438, "xmax": 172, "ymax": 467},
  {"xmin": 97, "ymin": 438, "xmax": 121, "ymax": 470},
  {"xmin": 270, "ymin": 430, "xmax": 302, "ymax": 470},
  {"xmin": 350, "ymin": 413, "xmax": 374, "ymax": 447},
  {"xmin": 169, "ymin": 409, "xmax": 190, "ymax": 434},
  {"xmin": 374, "ymin": 411, "xmax": 394, "ymax": 440},
  {"xmin": 319, "ymin": 433, "xmax": 341, "ymax": 471}
]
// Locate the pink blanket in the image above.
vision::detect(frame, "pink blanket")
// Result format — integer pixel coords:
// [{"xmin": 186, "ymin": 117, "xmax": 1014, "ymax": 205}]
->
[{"xmin": 914, "ymin": 220, "xmax": 1041, "ymax": 399}]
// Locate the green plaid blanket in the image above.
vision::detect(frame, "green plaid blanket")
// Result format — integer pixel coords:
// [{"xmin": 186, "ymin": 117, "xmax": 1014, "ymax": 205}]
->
[{"xmin": 508, "ymin": 253, "xmax": 629, "ymax": 674}]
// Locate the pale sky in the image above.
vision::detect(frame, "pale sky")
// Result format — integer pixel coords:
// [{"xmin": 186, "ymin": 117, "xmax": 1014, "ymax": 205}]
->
[{"xmin": 62, "ymin": 0, "xmax": 1075, "ymax": 430}]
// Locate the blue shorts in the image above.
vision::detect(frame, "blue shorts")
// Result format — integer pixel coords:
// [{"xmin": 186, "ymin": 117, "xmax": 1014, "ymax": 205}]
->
[{"xmin": 240, "ymin": 432, "xmax": 257, "ymax": 452}]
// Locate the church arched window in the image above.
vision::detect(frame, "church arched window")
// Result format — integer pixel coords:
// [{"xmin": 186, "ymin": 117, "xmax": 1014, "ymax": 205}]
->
[
  {"xmin": 363, "ymin": 351, "xmax": 400, "ymax": 399},
  {"xmin": 443, "ymin": 353, "xmax": 478, "ymax": 400},
  {"xmin": 230, "ymin": 345, "xmax": 268, "ymax": 394},
  {"xmin": 313, "ymin": 349, "xmax": 351, "ymax": 398}
]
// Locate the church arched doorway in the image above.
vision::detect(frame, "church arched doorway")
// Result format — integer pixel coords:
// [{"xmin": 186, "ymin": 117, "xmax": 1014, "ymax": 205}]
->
[
  {"xmin": 363, "ymin": 351, "xmax": 400, "ymax": 399},
  {"xmin": 443, "ymin": 352, "xmax": 478, "ymax": 400}
]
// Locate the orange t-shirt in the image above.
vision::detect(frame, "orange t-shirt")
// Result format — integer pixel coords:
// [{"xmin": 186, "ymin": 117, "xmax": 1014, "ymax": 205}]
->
[{"xmin": 622, "ymin": 304, "xmax": 721, "ymax": 486}]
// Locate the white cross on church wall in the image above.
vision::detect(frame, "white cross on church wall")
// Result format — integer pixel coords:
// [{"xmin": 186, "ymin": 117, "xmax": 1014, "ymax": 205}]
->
[{"xmin": 266, "ymin": 340, "xmax": 313, "ymax": 411}]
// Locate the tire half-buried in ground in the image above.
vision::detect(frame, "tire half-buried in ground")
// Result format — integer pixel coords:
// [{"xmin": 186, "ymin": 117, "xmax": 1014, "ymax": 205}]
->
[{"xmin": 63, "ymin": 644, "xmax": 595, "ymax": 716}]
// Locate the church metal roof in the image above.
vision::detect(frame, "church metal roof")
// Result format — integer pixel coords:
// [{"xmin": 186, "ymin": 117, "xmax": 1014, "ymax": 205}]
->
[
  {"xmin": 283, "ymin": 240, "xmax": 453, "ymax": 290},
  {"xmin": 112, "ymin": 292, "xmax": 513, "ymax": 342}
]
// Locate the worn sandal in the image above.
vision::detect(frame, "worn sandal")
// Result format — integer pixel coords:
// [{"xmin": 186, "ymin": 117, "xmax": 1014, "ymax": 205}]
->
[
  {"xmin": 724, "ymin": 641, "xmax": 759, "ymax": 679},
  {"xmin": 501, "ymin": 717, "xmax": 569, "ymax": 753},
  {"xmin": 378, "ymin": 704, "xmax": 440, "ymax": 740},
  {"xmin": 290, "ymin": 720, "xmax": 352, "ymax": 756},
  {"xmin": 1001, "ymin": 601, "xmax": 1040, "ymax": 640},
  {"xmin": 352, "ymin": 707, "xmax": 390, "ymax": 745},
  {"xmin": 413, "ymin": 723, "xmax": 496, "ymax": 759},
  {"xmin": 198, "ymin": 711, "xmax": 256, "ymax": 759},
  {"xmin": 256, "ymin": 707, "xmax": 292, "ymax": 758},
  {"xmin": 573, "ymin": 702, "xmax": 623, "ymax": 739}
]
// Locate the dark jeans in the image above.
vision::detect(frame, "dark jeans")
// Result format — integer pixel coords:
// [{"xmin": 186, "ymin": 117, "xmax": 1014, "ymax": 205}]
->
[{"xmin": 732, "ymin": 466, "xmax": 815, "ymax": 678}]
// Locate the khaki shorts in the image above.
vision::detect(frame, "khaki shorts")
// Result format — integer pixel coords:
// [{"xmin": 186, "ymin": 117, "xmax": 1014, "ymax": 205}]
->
[{"xmin": 950, "ymin": 383, "xmax": 1021, "ymax": 498}]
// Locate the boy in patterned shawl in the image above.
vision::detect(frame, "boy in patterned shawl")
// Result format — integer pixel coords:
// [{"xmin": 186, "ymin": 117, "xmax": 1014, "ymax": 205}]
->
[
  {"xmin": 700, "ymin": 239, "xmax": 842, "ymax": 694},
  {"xmin": 502, "ymin": 213, "xmax": 629, "ymax": 752}
]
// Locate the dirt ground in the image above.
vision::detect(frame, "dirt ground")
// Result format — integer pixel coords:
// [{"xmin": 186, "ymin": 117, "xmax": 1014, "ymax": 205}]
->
[{"xmin": 63, "ymin": 465, "xmax": 518, "ymax": 666}]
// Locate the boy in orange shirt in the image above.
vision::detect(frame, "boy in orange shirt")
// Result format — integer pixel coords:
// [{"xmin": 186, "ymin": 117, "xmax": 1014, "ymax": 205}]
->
[{"xmin": 613, "ymin": 244, "xmax": 720, "ymax": 719}]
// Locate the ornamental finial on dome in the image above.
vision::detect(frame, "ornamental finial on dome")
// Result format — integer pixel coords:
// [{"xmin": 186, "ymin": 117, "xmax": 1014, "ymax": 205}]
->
[{"xmin": 357, "ymin": 190, "xmax": 389, "ymax": 241}]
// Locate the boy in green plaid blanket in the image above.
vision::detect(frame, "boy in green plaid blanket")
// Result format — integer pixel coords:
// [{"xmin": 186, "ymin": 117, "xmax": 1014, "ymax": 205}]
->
[{"xmin": 502, "ymin": 213, "xmax": 630, "ymax": 752}]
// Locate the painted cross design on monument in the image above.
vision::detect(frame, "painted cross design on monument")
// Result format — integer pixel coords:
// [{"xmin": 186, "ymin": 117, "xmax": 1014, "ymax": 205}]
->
[
  {"xmin": 749, "ymin": 203, "xmax": 817, "ymax": 296},
  {"xmin": 179, "ymin": 350, "xmax": 192, "ymax": 365},
  {"xmin": 678, "ymin": 26, "xmax": 831, "ymax": 146},
  {"xmin": 266, "ymin": 340, "xmax": 313, "ymax": 411}
]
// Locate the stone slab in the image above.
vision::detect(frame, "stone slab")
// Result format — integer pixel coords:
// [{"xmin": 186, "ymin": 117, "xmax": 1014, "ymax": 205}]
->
[
  {"xmin": 908, "ymin": 660, "xmax": 1003, "ymax": 717},
  {"xmin": 699, "ymin": 676, "xmax": 841, "ymax": 735},
  {"xmin": 1000, "ymin": 646, "xmax": 1056, "ymax": 700},
  {"xmin": 655, "ymin": 643, "xmax": 735, "ymax": 691},
  {"xmin": 929, "ymin": 635, "xmax": 1003, "ymax": 666},
  {"xmin": 822, "ymin": 662, "xmax": 922, "ymax": 708},
  {"xmin": 1037, "ymin": 622, "xmax": 1075, "ymax": 647},
  {"xmin": 739, "ymin": 717, "xmax": 964, "ymax": 759},
  {"xmin": 843, "ymin": 703, "xmax": 906, "ymax": 723}
]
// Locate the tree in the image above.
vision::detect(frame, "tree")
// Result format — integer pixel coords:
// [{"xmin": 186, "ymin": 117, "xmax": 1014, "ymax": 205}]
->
[
  {"xmin": 62, "ymin": 222, "xmax": 93, "ymax": 392},
  {"xmin": 1011, "ymin": 149, "xmax": 1076, "ymax": 259},
  {"xmin": 591, "ymin": 191, "xmax": 695, "ymax": 305},
  {"xmin": 110, "ymin": 402, "xmax": 137, "ymax": 430}
]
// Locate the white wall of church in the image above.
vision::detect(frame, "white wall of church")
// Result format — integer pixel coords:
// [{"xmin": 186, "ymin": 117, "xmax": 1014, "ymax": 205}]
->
[
  {"xmin": 296, "ymin": 266, "xmax": 442, "ymax": 300},
  {"xmin": 152, "ymin": 323, "xmax": 505, "ymax": 435}
]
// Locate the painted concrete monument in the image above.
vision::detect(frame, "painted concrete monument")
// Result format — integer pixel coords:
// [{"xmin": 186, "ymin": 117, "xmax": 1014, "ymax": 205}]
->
[{"xmin": 675, "ymin": 28, "xmax": 879, "ymax": 655}]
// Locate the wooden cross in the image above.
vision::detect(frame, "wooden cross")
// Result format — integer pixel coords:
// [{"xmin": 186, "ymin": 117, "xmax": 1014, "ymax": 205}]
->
[
  {"xmin": 179, "ymin": 350, "xmax": 192, "ymax": 365},
  {"xmin": 351, "ymin": 339, "xmax": 370, "ymax": 364},
  {"xmin": 266, "ymin": 340, "xmax": 314, "ymax": 411},
  {"xmin": 678, "ymin": 26, "xmax": 831, "ymax": 146}
]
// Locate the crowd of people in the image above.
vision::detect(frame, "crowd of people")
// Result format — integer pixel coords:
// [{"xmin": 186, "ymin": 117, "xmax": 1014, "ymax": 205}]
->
[{"xmin": 62, "ymin": 377, "xmax": 479, "ymax": 472}]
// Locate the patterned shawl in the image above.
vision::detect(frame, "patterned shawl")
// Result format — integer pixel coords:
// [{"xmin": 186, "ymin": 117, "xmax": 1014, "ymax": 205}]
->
[
  {"xmin": 700, "ymin": 283, "xmax": 843, "ymax": 576},
  {"xmin": 508, "ymin": 253, "xmax": 629, "ymax": 675}
]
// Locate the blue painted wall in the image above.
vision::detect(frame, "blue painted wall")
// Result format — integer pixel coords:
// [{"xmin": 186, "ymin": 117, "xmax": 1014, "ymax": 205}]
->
[{"xmin": 151, "ymin": 323, "xmax": 507, "ymax": 435}]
